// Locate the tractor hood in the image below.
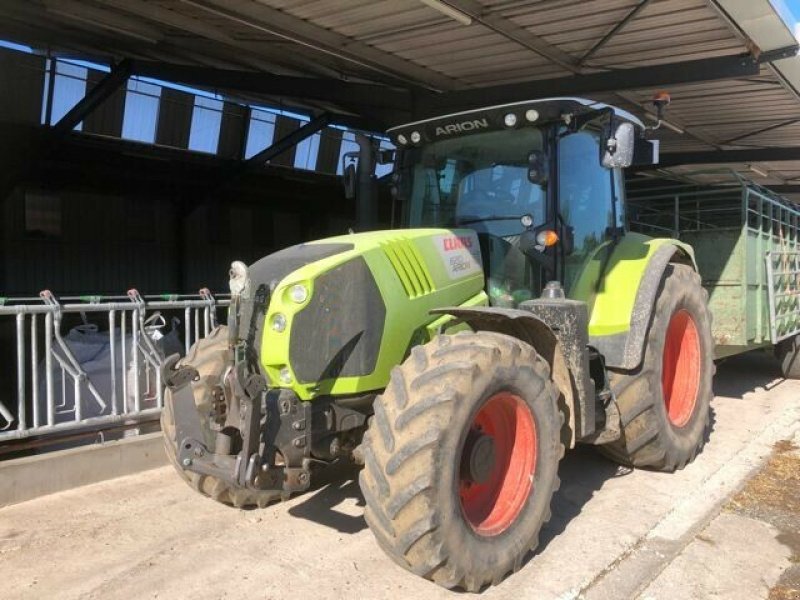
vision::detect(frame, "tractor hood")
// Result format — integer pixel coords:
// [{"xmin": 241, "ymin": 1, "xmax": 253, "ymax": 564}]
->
[{"xmin": 235, "ymin": 228, "xmax": 487, "ymax": 399}]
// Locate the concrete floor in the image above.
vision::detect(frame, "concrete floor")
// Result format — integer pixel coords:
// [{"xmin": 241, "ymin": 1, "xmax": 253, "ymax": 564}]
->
[{"xmin": 1, "ymin": 352, "xmax": 799, "ymax": 600}]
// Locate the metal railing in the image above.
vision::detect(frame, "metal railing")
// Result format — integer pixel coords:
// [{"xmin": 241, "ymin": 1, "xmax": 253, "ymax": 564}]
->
[
  {"xmin": 766, "ymin": 250, "xmax": 800, "ymax": 344},
  {"xmin": 0, "ymin": 289, "xmax": 229, "ymax": 443}
]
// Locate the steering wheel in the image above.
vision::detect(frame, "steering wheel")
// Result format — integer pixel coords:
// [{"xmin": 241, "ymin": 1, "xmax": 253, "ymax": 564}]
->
[{"xmin": 457, "ymin": 188, "xmax": 516, "ymax": 220}]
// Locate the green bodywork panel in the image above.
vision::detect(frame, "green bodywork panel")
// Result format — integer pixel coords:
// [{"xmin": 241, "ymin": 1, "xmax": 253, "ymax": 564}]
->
[
  {"xmin": 256, "ymin": 228, "xmax": 697, "ymax": 400},
  {"xmin": 258, "ymin": 228, "xmax": 487, "ymax": 400},
  {"xmin": 569, "ymin": 232, "xmax": 697, "ymax": 337}
]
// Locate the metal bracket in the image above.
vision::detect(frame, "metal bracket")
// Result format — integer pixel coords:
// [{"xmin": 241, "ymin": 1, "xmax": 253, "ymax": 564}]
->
[
  {"xmin": 233, "ymin": 369, "xmax": 266, "ymax": 487},
  {"xmin": 161, "ymin": 354, "xmax": 199, "ymax": 391},
  {"xmin": 177, "ymin": 437, "xmax": 237, "ymax": 484}
]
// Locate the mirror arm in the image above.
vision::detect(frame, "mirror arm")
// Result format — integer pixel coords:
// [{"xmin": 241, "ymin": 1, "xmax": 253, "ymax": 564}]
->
[{"xmin": 566, "ymin": 106, "xmax": 614, "ymax": 133}]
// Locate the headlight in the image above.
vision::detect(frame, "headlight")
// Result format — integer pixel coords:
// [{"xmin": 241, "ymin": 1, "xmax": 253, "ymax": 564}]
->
[
  {"xmin": 279, "ymin": 367, "xmax": 293, "ymax": 385},
  {"xmin": 271, "ymin": 313, "xmax": 287, "ymax": 332},
  {"xmin": 289, "ymin": 284, "xmax": 308, "ymax": 304}
]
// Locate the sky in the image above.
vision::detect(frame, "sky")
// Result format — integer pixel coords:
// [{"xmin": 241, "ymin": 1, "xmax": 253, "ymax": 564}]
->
[{"xmin": 771, "ymin": 0, "xmax": 800, "ymax": 36}]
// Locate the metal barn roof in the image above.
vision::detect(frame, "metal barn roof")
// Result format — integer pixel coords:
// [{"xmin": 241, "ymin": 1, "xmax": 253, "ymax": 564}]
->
[{"xmin": 3, "ymin": 1, "xmax": 800, "ymax": 198}]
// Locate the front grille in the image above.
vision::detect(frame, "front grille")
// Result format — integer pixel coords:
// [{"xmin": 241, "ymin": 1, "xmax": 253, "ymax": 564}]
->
[
  {"xmin": 238, "ymin": 242, "xmax": 354, "ymax": 356},
  {"xmin": 290, "ymin": 257, "xmax": 386, "ymax": 383}
]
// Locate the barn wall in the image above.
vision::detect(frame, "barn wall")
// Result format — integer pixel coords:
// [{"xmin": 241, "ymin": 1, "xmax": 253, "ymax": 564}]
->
[{"xmin": 0, "ymin": 127, "xmax": 355, "ymax": 297}]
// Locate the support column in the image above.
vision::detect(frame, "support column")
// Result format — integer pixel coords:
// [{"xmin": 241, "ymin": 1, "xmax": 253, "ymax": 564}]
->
[
  {"xmin": 316, "ymin": 128, "xmax": 343, "ymax": 174},
  {"xmin": 217, "ymin": 102, "xmax": 250, "ymax": 160},
  {"xmin": 155, "ymin": 87, "xmax": 194, "ymax": 149}
]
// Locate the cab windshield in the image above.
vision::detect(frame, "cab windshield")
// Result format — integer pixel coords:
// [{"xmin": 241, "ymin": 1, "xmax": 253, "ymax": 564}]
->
[
  {"xmin": 402, "ymin": 128, "xmax": 546, "ymax": 237},
  {"xmin": 400, "ymin": 127, "xmax": 547, "ymax": 306}
]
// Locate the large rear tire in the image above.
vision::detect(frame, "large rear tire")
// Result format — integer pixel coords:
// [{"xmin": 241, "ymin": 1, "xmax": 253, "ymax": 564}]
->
[
  {"xmin": 359, "ymin": 331, "xmax": 563, "ymax": 592},
  {"xmin": 161, "ymin": 326, "xmax": 283, "ymax": 508},
  {"xmin": 776, "ymin": 335, "xmax": 800, "ymax": 379},
  {"xmin": 600, "ymin": 264, "xmax": 713, "ymax": 471}
]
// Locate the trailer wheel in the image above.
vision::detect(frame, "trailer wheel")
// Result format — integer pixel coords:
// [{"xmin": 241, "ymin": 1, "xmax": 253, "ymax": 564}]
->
[
  {"xmin": 359, "ymin": 331, "xmax": 562, "ymax": 592},
  {"xmin": 601, "ymin": 264, "xmax": 713, "ymax": 471},
  {"xmin": 776, "ymin": 335, "xmax": 800, "ymax": 379},
  {"xmin": 161, "ymin": 326, "xmax": 283, "ymax": 508}
]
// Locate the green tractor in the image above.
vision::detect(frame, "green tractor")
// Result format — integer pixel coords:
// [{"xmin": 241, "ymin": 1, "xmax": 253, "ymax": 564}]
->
[{"xmin": 162, "ymin": 97, "xmax": 716, "ymax": 591}]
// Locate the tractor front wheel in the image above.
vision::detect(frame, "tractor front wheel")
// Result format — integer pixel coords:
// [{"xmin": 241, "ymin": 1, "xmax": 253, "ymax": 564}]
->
[
  {"xmin": 358, "ymin": 331, "xmax": 563, "ymax": 592},
  {"xmin": 161, "ymin": 326, "xmax": 283, "ymax": 508}
]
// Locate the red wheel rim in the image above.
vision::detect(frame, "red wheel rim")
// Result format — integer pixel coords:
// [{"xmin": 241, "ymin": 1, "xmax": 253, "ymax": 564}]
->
[
  {"xmin": 459, "ymin": 392, "xmax": 536, "ymax": 536},
  {"xmin": 662, "ymin": 309, "xmax": 701, "ymax": 428}
]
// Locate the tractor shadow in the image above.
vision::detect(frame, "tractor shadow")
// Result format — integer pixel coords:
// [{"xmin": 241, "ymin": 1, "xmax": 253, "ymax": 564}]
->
[
  {"xmin": 287, "ymin": 461, "xmax": 367, "ymax": 534},
  {"xmin": 534, "ymin": 445, "xmax": 624, "ymax": 555},
  {"xmin": 712, "ymin": 350, "xmax": 786, "ymax": 398},
  {"xmin": 285, "ymin": 354, "xmax": 780, "ymax": 549},
  {"xmin": 286, "ymin": 447, "xmax": 629, "ymax": 547}
]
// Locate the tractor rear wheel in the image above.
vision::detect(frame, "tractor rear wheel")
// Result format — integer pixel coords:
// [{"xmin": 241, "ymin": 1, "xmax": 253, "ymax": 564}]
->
[
  {"xmin": 359, "ymin": 331, "xmax": 563, "ymax": 592},
  {"xmin": 776, "ymin": 335, "xmax": 800, "ymax": 379},
  {"xmin": 601, "ymin": 264, "xmax": 713, "ymax": 471},
  {"xmin": 161, "ymin": 326, "xmax": 283, "ymax": 508}
]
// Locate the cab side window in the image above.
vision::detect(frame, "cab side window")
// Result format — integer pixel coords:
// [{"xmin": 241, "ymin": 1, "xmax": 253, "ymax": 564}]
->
[{"xmin": 558, "ymin": 131, "xmax": 616, "ymax": 292}]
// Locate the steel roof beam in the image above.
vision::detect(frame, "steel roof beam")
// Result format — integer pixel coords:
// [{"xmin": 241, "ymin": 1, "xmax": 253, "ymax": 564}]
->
[
  {"xmin": 424, "ymin": 46, "xmax": 799, "ymax": 114},
  {"xmin": 647, "ymin": 147, "xmax": 800, "ymax": 168},
  {"xmin": 52, "ymin": 59, "xmax": 132, "ymax": 136},
  {"xmin": 433, "ymin": 0, "xmax": 581, "ymax": 73},
  {"xmin": 578, "ymin": 0, "xmax": 653, "ymax": 67},
  {"xmin": 722, "ymin": 118, "xmax": 800, "ymax": 145},
  {"xmin": 128, "ymin": 60, "xmax": 413, "ymax": 114},
  {"xmin": 245, "ymin": 113, "xmax": 332, "ymax": 167}
]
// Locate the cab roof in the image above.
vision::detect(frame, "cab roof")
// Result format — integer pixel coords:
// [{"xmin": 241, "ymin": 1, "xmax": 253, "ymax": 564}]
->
[{"xmin": 387, "ymin": 97, "xmax": 644, "ymax": 147}]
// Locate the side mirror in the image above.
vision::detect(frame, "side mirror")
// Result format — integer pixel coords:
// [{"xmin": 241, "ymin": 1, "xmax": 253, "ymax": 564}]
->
[
  {"xmin": 601, "ymin": 120, "xmax": 635, "ymax": 169},
  {"xmin": 527, "ymin": 150, "xmax": 548, "ymax": 185},
  {"xmin": 343, "ymin": 163, "xmax": 357, "ymax": 200}
]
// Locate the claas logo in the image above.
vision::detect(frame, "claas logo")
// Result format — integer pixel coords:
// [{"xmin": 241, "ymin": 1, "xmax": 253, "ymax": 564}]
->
[{"xmin": 443, "ymin": 236, "xmax": 473, "ymax": 251}]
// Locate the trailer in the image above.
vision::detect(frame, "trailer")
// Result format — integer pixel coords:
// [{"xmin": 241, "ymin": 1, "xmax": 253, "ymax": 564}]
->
[{"xmin": 627, "ymin": 171, "xmax": 800, "ymax": 371}]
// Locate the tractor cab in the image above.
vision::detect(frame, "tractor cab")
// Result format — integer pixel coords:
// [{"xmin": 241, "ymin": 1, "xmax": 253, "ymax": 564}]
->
[{"xmin": 387, "ymin": 98, "xmax": 659, "ymax": 306}]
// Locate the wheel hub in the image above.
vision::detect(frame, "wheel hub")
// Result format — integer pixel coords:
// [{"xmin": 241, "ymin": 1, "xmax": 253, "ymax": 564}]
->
[
  {"xmin": 461, "ymin": 430, "xmax": 496, "ymax": 484},
  {"xmin": 458, "ymin": 391, "xmax": 537, "ymax": 536},
  {"xmin": 662, "ymin": 309, "xmax": 701, "ymax": 428}
]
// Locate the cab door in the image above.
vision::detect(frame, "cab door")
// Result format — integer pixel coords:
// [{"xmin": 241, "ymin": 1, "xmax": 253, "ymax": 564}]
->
[{"xmin": 557, "ymin": 130, "xmax": 625, "ymax": 297}]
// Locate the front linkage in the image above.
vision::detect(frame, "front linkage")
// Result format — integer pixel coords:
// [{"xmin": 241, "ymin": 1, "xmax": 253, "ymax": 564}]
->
[{"xmin": 163, "ymin": 358, "xmax": 367, "ymax": 494}]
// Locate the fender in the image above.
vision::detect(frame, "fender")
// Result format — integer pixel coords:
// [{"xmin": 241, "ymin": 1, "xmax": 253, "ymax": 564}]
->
[
  {"xmin": 574, "ymin": 233, "xmax": 698, "ymax": 370},
  {"xmin": 430, "ymin": 305, "xmax": 593, "ymax": 447}
]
